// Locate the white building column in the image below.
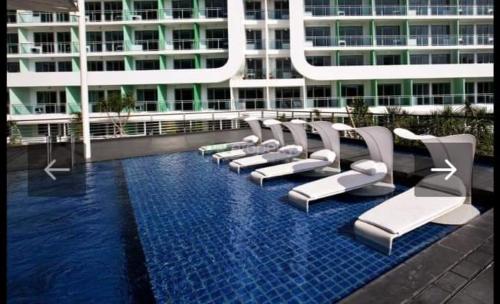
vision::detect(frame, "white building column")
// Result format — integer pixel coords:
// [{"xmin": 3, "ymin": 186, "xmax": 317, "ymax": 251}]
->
[{"xmin": 78, "ymin": 0, "xmax": 91, "ymax": 160}]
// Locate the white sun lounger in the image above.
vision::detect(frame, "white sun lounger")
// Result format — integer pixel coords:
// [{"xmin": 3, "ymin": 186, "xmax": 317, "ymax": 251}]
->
[
  {"xmin": 229, "ymin": 120, "xmax": 308, "ymax": 174},
  {"xmin": 198, "ymin": 117, "xmax": 261, "ymax": 156},
  {"xmin": 354, "ymin": 129, "xmax": 479, "ymax": 254},
  {"xmin": 250, "ymin": 121, "xmax": 341, "ymax": 186},
  {"xmin": 212, "ymin": 119, "xmax": 285, "ymax": 164},
  {"xmin": 288, "ymin": 124, "xmax": 395, "ymax": 212}
]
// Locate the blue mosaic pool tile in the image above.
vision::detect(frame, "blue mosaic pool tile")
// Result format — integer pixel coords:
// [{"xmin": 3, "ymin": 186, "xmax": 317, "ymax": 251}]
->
[{"xmin": 122, "ymin": 151, "xmax": 458, "ymax": 303}]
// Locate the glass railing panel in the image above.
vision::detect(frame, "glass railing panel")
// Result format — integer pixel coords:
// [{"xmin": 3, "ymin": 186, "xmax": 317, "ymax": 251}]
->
[
  {"xmin": 273, "ymin": 99, "xmax": 303, "ymax": 109},
  {"xmin": 375, "ymin": 35, "xmax": 406, "ymax": 46},
  {"xmin": 270, "ymin": 40, "xmax": 290, "ymax": 49},
  {"xmin": 245, "ymin": 9, "xmax": 264, "ymax": 20},
  {"xmin": 171, "ymin": 39, "xmax": 194, "ymax": 50},
  {"xmin": 135, "ymin": 102, "xmax": 158, "ymax": 112},
  {"xmin": 204, "ymin": 100, "xmax": 231, "ymax": 110},
  {"xmin": 305, "ymin": 36, "xmax": 333, "ymax": 47},
  {"xmin": 337, "ymin": 5, "xmax": 372, "ymax": 16},
  {"xmin": 268, "ymin": 9, "xmax": 289, "ymax": 19},
  {"xmin": 337, "ymin": 36, "xmax": 372, "ymax": 46},
  {"xmin": 246, "ymin": 39, "xmax": 264, "ymax": 50},
  {"xmin": 12, "ymin": 104, "xmax": 67, "ymax": 114},
  {"xmin": 202, "ymin": 8, "xmax": 227, "ymax": 18},
  {"xmin": 304, "ymin": 5, "xmax": 333, "ymax": 16},
  {"xmin": 200, "ymin": 38, "xmax": 228, "ymax": 49},
  {"xmin": 375, "ymin": 5, "xmax": 406, "ymax": 16}
]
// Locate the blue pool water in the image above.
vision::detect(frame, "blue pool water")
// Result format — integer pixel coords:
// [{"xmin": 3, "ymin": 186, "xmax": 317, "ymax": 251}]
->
[{"xmin": 8, "ymin": 151, "xmax": 461, "ymax": 303}]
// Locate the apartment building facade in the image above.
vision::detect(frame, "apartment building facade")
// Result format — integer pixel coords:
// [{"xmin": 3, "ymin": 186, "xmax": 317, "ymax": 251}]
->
[{"xmin": 6, "ymin": 0, "xmax": 494, "ymax": 139}]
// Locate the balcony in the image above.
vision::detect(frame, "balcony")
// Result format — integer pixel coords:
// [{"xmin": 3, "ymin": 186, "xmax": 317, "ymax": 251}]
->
[
  {"xmin": 134, "ymin": 101, "xmax": 158, "ymax": 112},
  {"xmin": 273, "ymin": 98, "xmax": 304, "ymax": 109},
  {"xmin": 270, "ymin": 40, "xmax": 290, "ymax": 49},
  {"xmin": 306, "ymin": 97, "xmax": 341, "ymax": 108},
  {"xmin": 13, "ymin": 42, "xmax": 79, "ymax": 55},
  {"xmin": 10, "ymin": 104, "xmax": 67, "ymax": 115},
  {"xmin": 204, "ymin": 100, "xmax": 231, "ymax": 111},
  {"xmin": 243, "ymin": 69, "xmax": 265, "ymax": 79},
  {"xmin": 304, "ymin": 35, "xmax": 493, "ymax": 47},
  {"xmin": 8, "ymin": 11, "xmax": 77, "ymax": 24},
  {"xmin": 245, "ymin": 9, "xmax": 265, "ymax": 20},
  {"xmin": 246, "ymin": 39, "xmax": 265, "ymax": 50},
  {"xmin": 234, "ymin": 99, "xmax": 266, "ymax": 110},
  {"xmin": 304, "ymin": 5, "xmax": 493, "ymax": 16},
  {"xmin": 200, "ymin": 38, "xmax": 228, "ymax": 49},
  {"xmin": 172, "ymin": 39, "xmax": 195, "ymax": 50},
  {"xmin": 271, "ymin": 70, "xmax": 301, "ymax": 79},
  {"xmin": 268, "ymin": 9, "xmax": 289, "ymax": 19},
  {"xmin": 84, "ymin": 7, "xmax": 228, "ymax": 22}
]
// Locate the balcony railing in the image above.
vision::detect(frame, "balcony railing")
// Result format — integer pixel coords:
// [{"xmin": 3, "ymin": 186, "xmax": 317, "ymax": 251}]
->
[
  {"xmin": 172, "ymin": 39, "xmax": 195, "ymax": 50},
  {"xmin": 130, "ymin": 40, "xmax": 159, "ymax": 51},
  {"xmin": 7, "ymin": 43, "xmax": 19, "ymax": 54},
  {"xmin": 235, "ymin": 99, "xmax": 266, "ymax": 110},
  {"xmin": 245, "ymin": 9, "xmax": 265, "ymax": 20},
  {"xmin": 273, "ymin": 98, "xmax": 304, "ymax": 109},
  {"xmin": 16, "ymin": 42, "xmax": 79, "ymax": 54},
  {"xmin": 134, "ymin": 101, "xmax": 158, "ymax": 112},
  {"xmin": 243, "ymin": 69, "xmax": 265, "ymax": 79},
  {"xmin": 11, "ymin": 104, "xmax": 67, "ymax": 115},
  {"xmin": 304, "ymin": 4, "xmax": 493, "ymax": 16},
  {"xmin": 204, "ymin": 100, "xmax": 231, "ymax": 111},
  {"xmin": 200, "ymin": 38, "xmax": 228, "ymax": 49},
  {"xmin": 202, "ymin": 7, "xmax": 228, "ymax": 18},
  {"xmin": 305, "ymin": 35, "xmax": 493, "ymax": 47},
  {"xmin": 246, "ymin": 39, "xmax": 265, "ymax": 50},
  {"xmin": 305, "ymin": 98, "xmax": 342, "ymax": 108},
  {"xmin": 271, "ymin": 70, "xmax": 301, "ymax": 79},
  {"xmin": 268, "ymin": 9, "xmax": 289, "ymax": 19},
  {"xmin": 84, "ymin": 7, "xmax": 227, "ymax": 22},
  {"xmin": 8, "ymin": 11, "xmax": 77, "ymax": 23},
  {"xmin": 270, "ymin": 39, "xmax": 290, "ymax": 49}
]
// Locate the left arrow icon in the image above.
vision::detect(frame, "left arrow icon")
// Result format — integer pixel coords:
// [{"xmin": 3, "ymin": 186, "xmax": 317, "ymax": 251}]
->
[{"xmin": 44, "ymin": 159, "xmax": 70, "ymax": 180}]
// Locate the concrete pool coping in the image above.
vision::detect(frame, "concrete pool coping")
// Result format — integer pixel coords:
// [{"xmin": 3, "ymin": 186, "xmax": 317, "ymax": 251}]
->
[{"xmin": 6, "ymin": 128, "xmax": 494, "ymax": 302}]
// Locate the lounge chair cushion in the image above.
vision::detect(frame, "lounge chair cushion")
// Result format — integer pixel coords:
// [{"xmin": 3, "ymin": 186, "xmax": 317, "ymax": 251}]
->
[
  {"xmin": 255, "ymin": 158, "xmax": 331, "ymax": 178},
  {"xmin": 279, "ymin": 145, "xmax": 303, "ymax": 155},
  {"xmin": 351, "ymin": 160, "xmax": 387, "ymax": 176},
  {"xmin": 358, "ymin": 187, "xmax": 465, "ymax": 235},
  {"xmin": 261, "ymin": 139, "xmax": 280, "ymax": 148},
  {"xmin": 417, "ymin": 174, "xmax": 467, "ymax": 197},
  {"xmin": 310, "ymin": 149, "xmax": 336, "ymax": 163},
  {"xmin": 243, "ymin": 135, "xmax": 259, "ymax": 143}
]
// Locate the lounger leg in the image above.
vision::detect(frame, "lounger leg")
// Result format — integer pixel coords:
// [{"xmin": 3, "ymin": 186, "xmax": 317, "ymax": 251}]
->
[{"xmin": 354, "ymin": 220, "xmax": 394, "ymax": 255}]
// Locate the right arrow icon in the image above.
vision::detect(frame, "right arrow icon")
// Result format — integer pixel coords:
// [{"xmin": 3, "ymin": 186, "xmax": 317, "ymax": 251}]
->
[{"xmin": 431, "ymin": 159, "xmax": 457, "ymax": 181}]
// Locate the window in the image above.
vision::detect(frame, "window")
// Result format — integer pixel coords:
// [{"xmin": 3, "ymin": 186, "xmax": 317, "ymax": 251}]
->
[
  {"xmin": 378, "ymin": 84, "xmax": 401, "ymax": 105},
  {"xmin": 477, "ymin": 81, "xmax": 493, "ymax": 103},
  {"xmin": 246, "ymin": 30, "xmax": 263, "ymax": 49},
  {"xmin": 205, "ymin": 0, "xmax": 227, "ymax": 18},
  {"xmin": 89, "ymin": 90, "xmax": 105, "ymax": 112},
  {"xmin": 305, "ymin": 0, "xmax": 330, "ymax": 16},
  {"xmin": 7, "ymin": 33, "xmax": 18, "ymax": 54},
  {"xmin": 410, "ymin": 54, "xmax": 430, "ymax": 64},
  {"xmin": 174, "ymin": 88, "xmax": 194, "ymax": 111},
  {"xmin": 339, "ymin": 55, "xmax": 364, "ymax": 66},
  {"xmin": 274, "ymin": 29, "xmax": 290, "ymax": 49},
  {"xmin": 273, "ymin": 0, "xmax": 289, "ymax": 19},
  {"xmin": 56, "ymin": 32, "xmax": 71, "ymax": 53},
  {"xmin": 207, "ymin": 88, "xmax": 230, "ymax": 110},
  {"xmin": 34, "ymin": 32, "xmax": 55, "ymax": 53},
  {"xmin": 238, "ymin": 88, "xmax": 264, "ymax": 109},
  {"xmin": 377, "ymin": 54, "xmax": 401, "ymax": 65},
  {"xmin": 305, "ymin": 27, "xmax": 331, "ymax": 46},
  {"xmin": 432, "ymin": 83, "xmax": 451, "ymax": 104},
  {"xmin": 85, "ymin": 1, "xmax": 102, "ymax": 21},
  {"xmin": 245, "ymin": 59, "xmax": 264, "ymax": 79},
  {"xmin": 459, "ymin": 25, "xmax": 474, "ymax": 45},
  {"xmin": 275, "ymin": 58, "xmax": 298, "ymax": 78},
  {"xmin": 476, "ymin": 24, "xmax": 493, "ymax": 45},
  {"xmin": 172, "ymin": 0, "xmax": 193, "ymax": 18},
  {"xmin": 58, "ymin": 61, "xmax": 72, "ymax": 72},
  {"xmin": 88, "ymin": 61, "xmax": 104, "ymax": 71},
  {"xmin": 7, "ymin": 62, "xmax": 20, "ymax": 73},
  {"xmin": 7, "ymin": 10, "xmax": 17, "ymax": 23},
  {"xmin": 173, "ymin": 30, "xmax": 194, "ymax": 50},
  {"xmin": 206, "ymin": 29, "xmax": 228, "ymax": 49},
  {"xmin": 307, "ymin": 86, "xmax": 332, "ymax": 107},
  {"xmin": 275, "ymin": 88, "xmax": 302, "ymax": 109},
  {"xmin": 410, "ymin": 25, "xmax": 429, "ymax": 45},
  {"xmin": 106, "ymin": 60, "xmax": 125, "ymax": 71},
  {"xmin": 35, "ymin": 62, "xmax": 56, "ymax": 72},
  {"xmin": 87, "ymin": 31, "xmax": 103, "ymax": 52},
  {"xmin": 135, "ymin": 30, "xmax": 159, "ymax": 51},
  {"xmin": 105, "ymin": 31, "xmax": 123, "ymax": 51},
  {"xmin": 477, "ymin": 53, "xmax": 493, "ymax": 63},
  {"xmin": 339, "ymin": 26, "xmax": 365, "ymax": 46},
  {"xmin": 459, "ymin": 53, "xmax": 475, "ymax": 64},
  {"xmin": 245, "ymin": 1, "xmax": 262, "ymax": 19},
  {"xmin": 431, "ymin": 25, "xmax": 451, "ymax": 45},
  {"xmin": 413, "ymin": 83, "xmax": 430, "ymax": 105},
  {"xmin": 376, "ymin": 26, "xmax": 402, "ymax": 45},
  {"xmin": 431, "ymin": 53, "xmax": 451, "ymax": 64},
  {"xmin": 136, "ymin": 60, "xmax": 159, "ymax": 70},
  {"xmin": 174, "ymin": 59, "xmax": 195, "ymax": 69},
  {"xmin": 306, "ymin": 56, "xmax": 331, "ymax": 66},
  {"xmin": 136, "ymin": 88, "xmax": 158, "ymax": 111},
  {"xmin": 104, "ymin": 2, "xmax": 123, "ymax": 20},
  {"xmin": 206, "ymin": 57, "xmax": 227, "ymax": 68},
  {"xmin": 133, "ymin": 1, "xmax": 158, "ymax": 20}
]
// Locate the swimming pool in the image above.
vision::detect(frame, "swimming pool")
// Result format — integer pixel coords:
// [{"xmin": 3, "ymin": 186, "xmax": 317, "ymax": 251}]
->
[{"xmin": 8, "ymin": 151, "xmax": 459, "ymax": 303}]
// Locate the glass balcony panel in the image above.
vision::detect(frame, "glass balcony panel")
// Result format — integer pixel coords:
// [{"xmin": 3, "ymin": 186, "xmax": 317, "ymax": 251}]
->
[
  {"xmin": 245, "ymin": 9, "xmax": 264, "ymax": 20},
  {"xmin": 268, "ymin": 9, "xmax": 289, "ymax": 19},
  {"xmin": 376, "ymin": 5, "xmax": 406, "ymax": 15}
]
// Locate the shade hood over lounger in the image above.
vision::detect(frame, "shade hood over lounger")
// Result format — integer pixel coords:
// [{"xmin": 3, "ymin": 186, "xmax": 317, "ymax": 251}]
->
[
  {"xmin": 198, "ymin": 117, "xmax": 261, "ymax": 156},
  {"xmin": 228, "ymin": 120, "xmax": 307, "ymax": 174},
  {"xmin": 288, "ymin": 124, "xmax": 394, "ymax": 212},
  {"xmin": 354, "ymin": 129, "xmax": 478, "ymax": 254},
  {"xmin": 250, "ymin": 121, "xmax": 341, "ymax": 186},
  {"xmin": 212, "ymin": 119, "xmax": 284, "ymax": 164}
]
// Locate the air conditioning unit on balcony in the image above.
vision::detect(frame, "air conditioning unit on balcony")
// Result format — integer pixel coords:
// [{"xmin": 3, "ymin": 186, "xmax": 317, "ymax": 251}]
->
[
  {"xmin": 338, "ymin": 10, "xmax": 345, "ymax": 16},
  {"xmin": 488, "ymin": 37, "xmax": 494, "ymax": 43},
  {"xmin": 304, "ymin": 40, "xmax": 314, "ymax": 47},
  {"xmin": 408, "ymin": 9, "xmax": 417, "ymax": 16},
  {"xmin": 246, "ymin": 43, "xmax": 256, "ymax": 50},
  {"xmin": 457, "ymin": 7, "xmax": 463, "ymax": 14},
  {"xmin": 130, "ymin": 44, "xmax": 143, "ymax": 51},
  {"xmin": 408, "ymin": 38, "xmax": 417, "ymax": 46},
  {"xmin": 34, "ymin": 106, "xmax": 44, "ymax": 114},
  {"xmin": 487, "ymin": 8, "xmax": 493, "ymax": 14},
  {"xmin": 338, "ymin": 39, "xmax": 347, "ymax": 46},
  {"xmin": 31, "ymin": 46, "xmax": 43, "ymax": 54},
  {"xmin": 282, "ymin": 71, "xmax": 292, "ymax": 78},
  {"xmin": 85, "ymin": 15, "xmax": 90, "ymax": 22},
  {"xmin": 282, "ymin": 42, "xmax": 290, "ymax": 49},
  {"xmin": 458, "ymin": 37, "xmax": 464, "ymax": 45},
  {"xmin": 132, "ymin": 15, "xmax": 142, "ymax": 20}
]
